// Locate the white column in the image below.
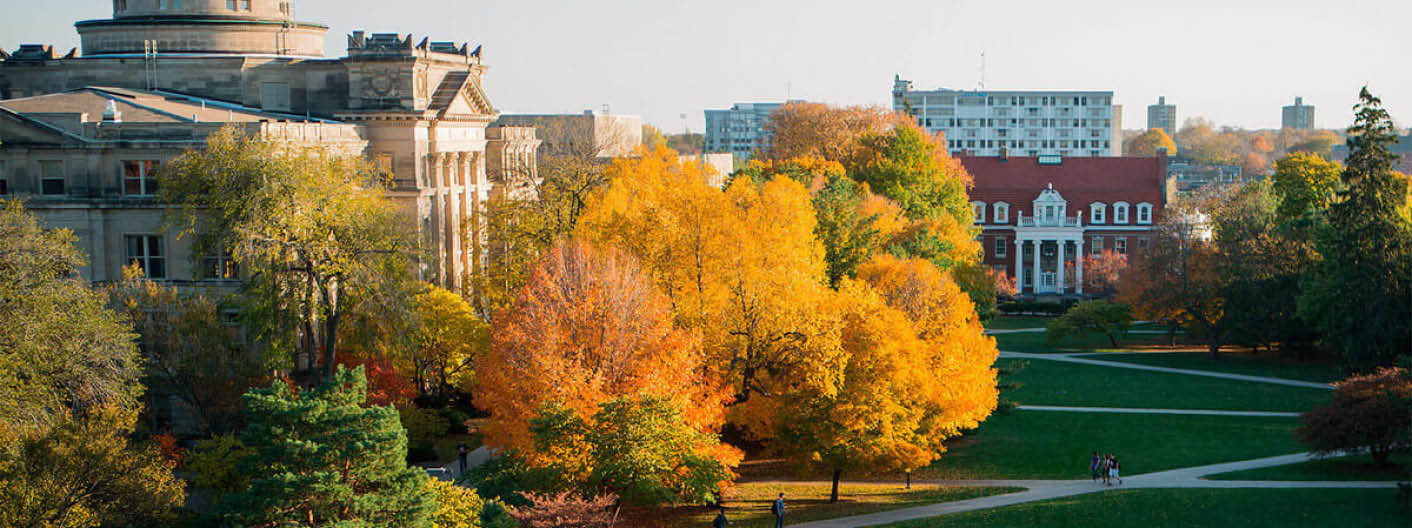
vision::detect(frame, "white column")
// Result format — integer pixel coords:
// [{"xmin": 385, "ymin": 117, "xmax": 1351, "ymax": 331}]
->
[
  {"xmin": 1056, "ymin": 239, "xmax": 1066, "ymax": 294},
  {"xmin": 1075, "ymin": 238, "xmax": 1085, "ymax": 295},
  {"xmin": 1013, "ymin": 238, "xmax": 1024, "ymax": 293},
  {"xmin": 1032, "ymin": 239, "xmax": 1042, "ymax": 295}
]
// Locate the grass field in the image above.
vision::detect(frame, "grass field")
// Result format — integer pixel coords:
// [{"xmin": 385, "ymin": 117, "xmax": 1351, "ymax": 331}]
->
[
  {"xmin": 624, "ymin": 482, "xmax": 1020, "ymax": 528},
  {"xmin": 913, "ymin": 410, "xmax": 1304, "ymax": 480},
  {"xmin": 1077, "ymin": 351, "xmax": 1343, "ymax": 383},
  {"xmin": 1001, "ymin": 358, "xmax": 1330, "ymax": 412},
  {"xmin": 985, "ymin": 315, "xmax": 1055, "ymax": 330},
  {"xmin": 878, "ymin": 488, "xmax": 1408, "ymax": 527},
  {"xmin": 1206, "ymin": 451, "xmax": 1412, "ymax": 481},
  {"xmin": 992, "ymin": 330, "xmax": 1174, "ymax": 354}
]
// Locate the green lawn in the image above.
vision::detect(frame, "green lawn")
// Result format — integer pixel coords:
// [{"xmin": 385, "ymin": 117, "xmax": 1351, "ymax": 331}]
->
[
  {"xmin": 915, "ymin": 410, "xmax": 1304, "ymax": 480},
  {"xmin": 627, "ymin": 483, "xmax": 1020, "ymax": 528},
  {"xmin": 1206, "ymin": 451, "xmax": 1412, "ymax": 481},
  {"xmin": 1076, "ymin": 351, "xmax": 1344, "ymax": 384},
  {"xmin": 1001, "ymin": 358, "xmax": 1330, "ymax": 412},
  {"xmin": 985, "ymin": 315, "xmax": 1054, "ymax": 330},
  {"xmin": 878, "ymin": 488, "xmax": 1408, "ymax": 527},
  {"xmin": 992, "ymin": 330, "xmax": 1173, "ymax": 354}
]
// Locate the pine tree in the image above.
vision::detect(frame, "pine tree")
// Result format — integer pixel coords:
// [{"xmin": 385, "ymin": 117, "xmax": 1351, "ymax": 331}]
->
[
  {"xmin": 221, "ymin": 366, "xmax": 437, "ymax": 527},
  {"xmin": 1299, "ymin": 87, "xmax": 1412, "ymax": 370}
]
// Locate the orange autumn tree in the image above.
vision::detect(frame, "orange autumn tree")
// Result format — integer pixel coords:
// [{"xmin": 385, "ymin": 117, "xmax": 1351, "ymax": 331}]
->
[
  {"xmin": 576, "ymin": 148, "xmax": 844, "ymax": 439},
  {"xmin": 474, "ymin": 240, "xmax": 734, "ymax": 470},
  {"xmin": 764, "ymin": 102, "xmax": 911, "ymax": 165}
]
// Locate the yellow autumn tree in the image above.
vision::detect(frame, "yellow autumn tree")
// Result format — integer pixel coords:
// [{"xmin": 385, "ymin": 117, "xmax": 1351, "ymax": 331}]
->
[
  {"xmin": 1125, "ymin": 128, "xmax": 1178, "ymax": 157},
  {"xmin": 576, "ymin": 147, "xmax": 844, "ymax": 439},
  {"xmin": 776, "ymin": 278, "xmax": 995, "ymax": 503},
  {"xmin": 410, "ymin": 285, "xmax": 488, "ymax": 398}
]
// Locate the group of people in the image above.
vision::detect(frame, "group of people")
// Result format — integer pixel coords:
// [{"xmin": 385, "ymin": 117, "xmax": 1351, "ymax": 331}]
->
[
  {"xmin": 710, "ymin": 492, "xmax": 785, "ymax": 528},
  {"xmin": 1090, "ymin": 451, "xmax": 1123, "ymax": 485}
]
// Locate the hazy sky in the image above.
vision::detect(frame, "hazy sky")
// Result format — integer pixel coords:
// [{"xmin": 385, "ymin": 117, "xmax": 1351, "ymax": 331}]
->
[{"xmin": 4, "ymin": 0, "xmax": 1408, "ymax": 133}]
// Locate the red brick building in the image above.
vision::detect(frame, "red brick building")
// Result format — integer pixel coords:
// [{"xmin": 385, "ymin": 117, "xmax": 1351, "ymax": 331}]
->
[{"xmin": 960, "ymin": 154, "xmax": 1171, "ymax": 297}]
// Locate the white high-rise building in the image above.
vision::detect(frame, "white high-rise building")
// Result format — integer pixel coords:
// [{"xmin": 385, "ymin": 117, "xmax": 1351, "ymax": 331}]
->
[{"xmin": 892, "ymin": 76, "xmax": 1122, "ymax": 158}]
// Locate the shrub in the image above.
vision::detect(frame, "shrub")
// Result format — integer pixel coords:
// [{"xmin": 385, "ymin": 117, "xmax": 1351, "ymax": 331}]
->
[
  {"xmin": 1046, "ymin": 300, "xmax": 1133, "ymax": 347},
  {"xmin": 1298, "ymin": 367, "xmax": 1411, "ymax": 466},
  {"xmin": 186, "ymin": 434, "xmax": 254, "ymax": 496},
  {"xmin": 509, "ymin": 491, "xmax": 617, "ymax": 528}
]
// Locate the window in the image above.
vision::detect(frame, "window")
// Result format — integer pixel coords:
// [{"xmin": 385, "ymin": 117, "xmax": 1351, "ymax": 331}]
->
[
  {"xmin": 126, "ymin": 235, "xmax": 166, "ymax": 279},
  {"xmin": 226, "ymin": 0, "xmax": 236, "ymax": 8},
  {"xmin": 992, "ymin": 202, "xmax": 1009, "ymax": 224},
  {"xmin": 972, "ymin": 201, "xmax": 986, "ymax": 223},
  {"xmin": 116, "ymin": 0, "xmax": 127, "ymax": 10},
  {"xmin": 1137, "ymin": 202, "xmax": 1153, "ymax": 224},
  {"xmin": 1091, "ymin": 236, "xmax": 1103, "ymax": 256},
  {"xmin": 1138, "ymin": 237, "xmax": 1149, "ymax": 250},
  {"xmin": 1089, "ymin": 202, "xmax": 1105, "ymax": 224},
  {"xmin": 1114, "ymin": 202, "xmax": 1130, "ymax": 224},
  {"xmin": 240, "ymin": 0, "xmax": 251, "ymax": 10},
  {"xmin": 40, "ymin": 161, "xmax": 64, "ymax": 195},
  {"xmin": 157, "ymin": 0, "xmax": 166, "ymax": 8},
  {"xmin": 123, "ymin": 161, "xmax": 159, "ymax": 196},
  {"xmin": 995, "ymin": 237, "xmax": 1008, "ymax": 258},
  {"xmin": 202, "ymin": 251, "xmax": 239, "ymax": 280},
  {"xmin": 1115, "ymin": 238, "xmax": 1127, "ymax": 255},
  {"xmin": 260, "ymin": 83, "xmax": 291, "ymax": 111}
]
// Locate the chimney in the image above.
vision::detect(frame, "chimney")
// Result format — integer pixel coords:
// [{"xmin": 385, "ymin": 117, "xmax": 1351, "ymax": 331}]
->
[
  {"xmin": 101, "ymin": 100, "xmax": 122, "ymax": 123},
  {"xmin": 999, "ymin": 147, "xmax": 1009, "ymax": 161}
]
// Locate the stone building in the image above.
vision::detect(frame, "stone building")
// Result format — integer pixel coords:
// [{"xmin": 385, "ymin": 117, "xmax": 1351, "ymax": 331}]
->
[
  {"xmin": 496, "ymin": 111, "xmax": 642, "ymax": 159},
  {"xmin": 963, "ymin": 153, "xmax": 1172, "ymax": 297},
  {"xmin": 0, "ymin": 0, "xmax": 540, "ymax": 291}
]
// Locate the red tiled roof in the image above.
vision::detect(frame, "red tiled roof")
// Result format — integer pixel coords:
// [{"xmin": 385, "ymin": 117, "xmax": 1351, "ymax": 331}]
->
[{"xmin": 960, "ymin": 155, "xmax": 1168, "ymax": 220}]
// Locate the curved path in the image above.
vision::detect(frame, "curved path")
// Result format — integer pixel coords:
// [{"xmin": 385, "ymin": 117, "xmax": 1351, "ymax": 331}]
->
[
  {"xmin": 1017, "ymin": 405, "xmax": 1301, "ymax": 418},
  {"xmin": 1000, "ymin": 351, "xmax": 1333, "ymax": 390}
]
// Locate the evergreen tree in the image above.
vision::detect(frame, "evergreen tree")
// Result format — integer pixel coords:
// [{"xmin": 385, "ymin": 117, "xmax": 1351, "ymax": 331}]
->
[
  {"xmin": 1299, "ymin": 88, "xmax": 1412, "ymax": 370},
  {"xmin": 221, "ymin": 366, "xmax": 437, "ymax": 527}
]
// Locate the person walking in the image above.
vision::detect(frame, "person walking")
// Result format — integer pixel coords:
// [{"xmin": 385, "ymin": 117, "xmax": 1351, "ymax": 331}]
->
[
  {"xmin": 456, "ymin": 443, "xmax": 470, "ymax": 474},
  {"xmin": 771, "ymin": 493, "xmax": 786, "ymax": 528},
  {"xmin": 1110, "ymin": 456, "xmax": 1123, "ymax": 485},
  {"xmin": 712, "ymin": 507, "xmax": 730, "ymax": 528},
  {"xmin": 1100, "ymin": 454, "xmax": 1111, "ymax": 486},
  {"xmin": 1089, "ymin": 451, "xmax": 1100, "ymax": 482}
]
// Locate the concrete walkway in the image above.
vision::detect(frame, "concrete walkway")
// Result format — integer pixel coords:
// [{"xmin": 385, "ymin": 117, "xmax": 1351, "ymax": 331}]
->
[
  {"xmin": 986, "ymin": 328, "xmax": 1173, "ymax": 335},
  {"xmin": 790, "ymin": 451, "xmax": 1396, "ymax": 528},
  {"xmin": 1017, "ymin": 405, "xmax": 1301, "ymax": 418},
  {"xmin": 999, "ymin": 351, "xmax": 1333, "ymax": 390}
]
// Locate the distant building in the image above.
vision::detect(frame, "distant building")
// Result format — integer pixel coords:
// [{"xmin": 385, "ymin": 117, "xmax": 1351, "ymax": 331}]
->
[
  {"xmin": 892, "ymin": 75, "xmax": 1122, "ymax": 158},
  {"xmin": 678, "ymin": 152, "xmax": 734, "ymax": 188},
  {"xmin": 1331, "ymin": 134, "xmax": 1412, "ymax": 174},
  {"xmin": 704, "ymin": 102, "xmax": 785, "ymax": 159},
  {"xmin": 963, "ymin": 154, "xmax": 1170, "ymax": 297},
  {"xmin": 496, "ymin": 111, "xmax": 642, "ymax": 158},
  {"xmin": 1147, "ymin": 96, "xmax": 1177, "ymax": 134},
  {"xmin": 1283, "ymin": 97, "xmax": 1316, "ymax": 130},
  {"xmin": 1166, "ymin": 158, "xmax": 1247, "ymax": 194}
]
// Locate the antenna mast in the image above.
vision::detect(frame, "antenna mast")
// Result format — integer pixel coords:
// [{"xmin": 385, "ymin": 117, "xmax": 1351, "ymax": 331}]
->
[{"xmin": 978, "ymin": 50, "xmax": 986, "ymax": 91}]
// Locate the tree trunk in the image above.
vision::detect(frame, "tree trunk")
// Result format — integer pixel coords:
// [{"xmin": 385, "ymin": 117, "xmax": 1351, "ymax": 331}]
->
[
  {"xmin": 1207, "ymin": 341, "xmax": 1221, "ymax": 360},
  {"xmin": 1107, "ymin": 333, "xmax": 1119, "ymax": 348},
  {"xmin": 829, "ymin": 468, "xmax": 842, "ymax": 503}
]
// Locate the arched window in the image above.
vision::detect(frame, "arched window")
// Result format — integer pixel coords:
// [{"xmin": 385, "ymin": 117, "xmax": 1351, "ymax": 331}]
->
[
  {"xmin": 972, "ymin": 201, "xmax": 986, "ymax": 224},
  {"xmin": 1089, "ymin": 202, "xmax": 1106, "ymax": 224},
  {"xmin": 1114, "ymin": 201, "xmax": 1130, "ymax": 224},
  {"xmin": 1137, "ymin": 202, "xmax": 1154, "ymax": 224},
  {"xmin": 992, "ymin": 202, "xmax": 1010, "ymax": 224}
]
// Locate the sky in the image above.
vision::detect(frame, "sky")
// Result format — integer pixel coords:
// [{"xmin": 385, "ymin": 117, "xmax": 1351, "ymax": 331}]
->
[{"xmin": 4, "ymin": 0, "xmax": 1409, "ymax": 133}]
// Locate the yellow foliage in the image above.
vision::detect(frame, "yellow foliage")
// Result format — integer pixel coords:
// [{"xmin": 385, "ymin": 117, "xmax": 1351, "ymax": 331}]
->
[
  {"xmin": 427, "ymin": 479, "xmax": 485, "ymax": 528},
  {"xmin": 413, "ymin": 285, "xmax": 488, "ymax": 394}
]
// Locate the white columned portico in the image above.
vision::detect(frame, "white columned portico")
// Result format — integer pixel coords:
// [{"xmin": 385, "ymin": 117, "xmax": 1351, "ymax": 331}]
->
[
  {"xmin": 1031, "ymin": 239, "xmax": 1042, "ymax": 295},
  {"xmin": 1056, "ymin": 239, "xmax": 1066, "ymax": 293},
  {"xmin": 1014, "ymin": 238, "xmax": 1024, "ymax": 291}
]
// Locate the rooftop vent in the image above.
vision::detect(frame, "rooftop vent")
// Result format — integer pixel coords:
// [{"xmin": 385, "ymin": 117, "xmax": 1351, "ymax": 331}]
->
[{"xmin": 101, "ymin": 100, "xmax": 122, "ymax": 123}]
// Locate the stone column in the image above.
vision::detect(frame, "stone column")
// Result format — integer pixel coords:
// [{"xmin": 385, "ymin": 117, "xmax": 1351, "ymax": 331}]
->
[
  {"xmin": 1075, "ymin": 239, "xmax": 1085, "ymax": 295},
  {"xmin": 429, "ymin": 154, "xmax": 443, "ymax": 189},
  {"xmin": 1056, "ymin": 239, "xmax": 1066, "ymax": 294},
  {"xmin": 1032, "ymin": 239, "xmax": 1043, "ymax": 295}
]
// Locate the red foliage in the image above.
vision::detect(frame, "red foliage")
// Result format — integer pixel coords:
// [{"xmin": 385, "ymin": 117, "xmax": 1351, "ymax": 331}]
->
[
  {"xmin": 338, "ymin": 355, "xmax": 416, "ymax": 407},
  {"xmin": 510, "ymin": 492, "xmax": 618, "ymax": 528},
  {"xmin": 1298, "ymin": 367, "xmax": 1411, "ymax": 465},
  {"xmin": 152, "ymin": 432, "xmax": 185, "ymax": 468}
]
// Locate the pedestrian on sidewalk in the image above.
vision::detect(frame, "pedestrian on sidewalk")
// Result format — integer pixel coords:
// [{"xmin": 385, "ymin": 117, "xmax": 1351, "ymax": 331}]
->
[
  {"xmin": 1101, "ymin": 454, "xmax": 1112, "ymax": 485},
  {"xmin": 456, "ymin": 443, "xmax": 470, "ymax": 474},
  {"xmin": 771, "ymin": 493, "xmax": 786, "ymax": 528},
  {"xmin": 1110, "ymin": 456, "xmax": 1123, "ymax": 485},
  {"xmin": 1089, "ymin": 451, "xmax": 1100, "ymax": 482},
  {"xmin": 712, "ymin": 507, "xmax": 730, "ymax": 528}
]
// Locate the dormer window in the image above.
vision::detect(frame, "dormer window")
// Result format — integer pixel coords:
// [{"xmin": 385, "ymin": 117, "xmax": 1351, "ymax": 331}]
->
[
  {"xmin": 1137, "ymin": 202, "xmax": 1153, "ymax": 224},
  {"xmin": 1031, "ymin": 183, "xmax": 1069, "ymax": 226},
  {"xmin": 992, "ymin": 202, "xmax": 1010, "ymax": 224},
  {"xmin": 1114, "ymin": 201, "xmax": 1130, "ymax": 224},
  {"xmin": 972, "ymin": 201, "xmax": 986, "ymax": 224},
  {"xmin": 1090, "ymin": 202, "xmax": 1106, "ymax": 224}
]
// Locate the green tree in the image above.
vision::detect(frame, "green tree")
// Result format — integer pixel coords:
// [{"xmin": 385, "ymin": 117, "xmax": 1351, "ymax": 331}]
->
[
  {"xmin": 162, "ymin": 127, "xmax": 416, "ymax": 380},
  {"xmin": 1271, "ymin": 152, "xmax": 1343, "ymax": 221},
  {"xmin": 220, "ymin": 366, "xmax": 437, "ymax": 527},
  {"xmin": 1046, "ymin": 300, "xmax": 1134, "ymax": 347},
  {"xmin": 1299, "ymin": 88, "xmax": 1412, "ymax": 371},
  {"xmin": 105, "ymin": 266, "xmax": 270, "ymax": 435},
  {"xmin": 1125, "ymin": 128, "xmax": 1178, "ymax": 157},
  {"xmin": 0, "ymin": 198, "xmax": 142, "ymax": 428},
  {"xmin": 813, "ymin": 172, "xmax": 880, "ymax": 286},
  {"xmin": 849, "ymin": 124, "xmax": 971, "ymax": 224}
]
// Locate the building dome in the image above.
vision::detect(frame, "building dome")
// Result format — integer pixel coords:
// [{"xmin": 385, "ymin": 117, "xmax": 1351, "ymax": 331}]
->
[{"xmin": 77, "ymin": 0, "xmax": 328, "ymax": 56}]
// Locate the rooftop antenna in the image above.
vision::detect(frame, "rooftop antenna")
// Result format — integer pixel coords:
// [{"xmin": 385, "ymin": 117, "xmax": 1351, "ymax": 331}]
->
[{"xmin": 978, "ymin": 50, "xmax": 986, "ymax": 91}]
